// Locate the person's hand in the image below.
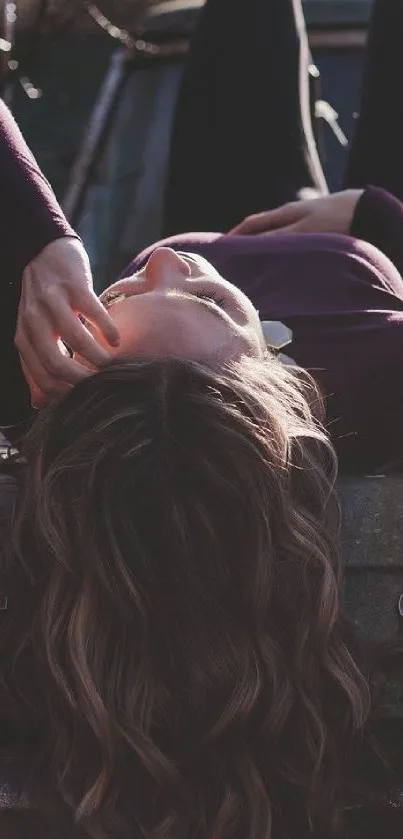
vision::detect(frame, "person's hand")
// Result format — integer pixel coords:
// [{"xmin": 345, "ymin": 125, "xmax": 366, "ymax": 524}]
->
[
  {"xmin": 15, "ymin": 237, "xmax": 120, "ymax": 408},
  {"xmin": 229, "ymin": 190, "xmax": 364, "ymax": 237}
]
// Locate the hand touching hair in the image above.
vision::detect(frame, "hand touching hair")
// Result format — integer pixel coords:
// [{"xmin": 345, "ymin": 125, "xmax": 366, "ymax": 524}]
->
[{"xmin": 0, "ymin": 354, "xmax": 369, "ymax": 839}]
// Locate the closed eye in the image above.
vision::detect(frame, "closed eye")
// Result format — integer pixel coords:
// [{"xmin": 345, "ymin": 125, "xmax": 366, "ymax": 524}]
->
[
  {"xmin": 194, "ymin": 290, "xmax": 226, "ymax": 308},
  {"xmin": 102, "ymin": 290, "xmax": 129, "ymax": 307},
  {"xmin": 101, "ymin": 287, "xmax": 227, "ymax": 311}
]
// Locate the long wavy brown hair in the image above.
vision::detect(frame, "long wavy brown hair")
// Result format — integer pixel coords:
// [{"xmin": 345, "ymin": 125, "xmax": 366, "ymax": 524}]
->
[{"xmin": 0, "ymin": 354, "xmax": 370, "ymax": 838}]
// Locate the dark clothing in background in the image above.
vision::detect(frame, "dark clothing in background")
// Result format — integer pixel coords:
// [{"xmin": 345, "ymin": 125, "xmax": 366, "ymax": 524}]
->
[
  {"xmin": 163, "ymin": 0, "xmax": 328, "ymax": 235},
  {"xmin": 344, "ymin": 0, "xmax": 403, "ymax": 200}
]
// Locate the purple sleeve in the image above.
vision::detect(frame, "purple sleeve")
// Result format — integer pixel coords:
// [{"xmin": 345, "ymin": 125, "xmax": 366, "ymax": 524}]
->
[
  {"xmin": 351, "ymin": 185, "xmax": 403, "ymax": 277},
  {"xmin": 0, "ymin": 99, "xmax": 80, "ymax": 427},
  {"xmin": 0, "ymin": 98, "xmax": 78, "ymax": 287}
]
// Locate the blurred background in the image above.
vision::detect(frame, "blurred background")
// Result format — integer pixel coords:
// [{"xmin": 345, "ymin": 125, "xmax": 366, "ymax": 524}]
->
[{"xmin": 3, "ymin": 0, "xmax": 373, "ymax": 290}]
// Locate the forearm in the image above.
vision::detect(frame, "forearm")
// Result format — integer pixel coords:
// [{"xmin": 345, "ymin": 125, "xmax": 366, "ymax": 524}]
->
[
  {"xmin": 0, "ymin": 98, "xmax": 77, "ymax": 288},
  {"xmin": 0, "ymin": 100, "xmax": 80, "ymax": 427}
]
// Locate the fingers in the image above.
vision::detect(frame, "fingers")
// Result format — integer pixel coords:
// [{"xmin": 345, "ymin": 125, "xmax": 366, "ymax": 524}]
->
[
  {"xmin": 18, "ymin": 295, "xmax": 112, "ymax": 372},
  {"xmin": 16, "ymin": 284, "xmax": 120, "ymax": 404},
  {"xmin": 17, "ymin": 238, "xmax": 121, "ymax": 405},
  {"xmin": 16, "ymin": 320, "xmax": 95, "ymax": 400},
  {"xmin": 256, "ymin": 222, "xmax": 300, "ymax": 237},
  {"xmin": 77, "ymin": 288, "xmax": 120, "ymax": 347},
  {"xmin": 45, "ymin": 299, "xmax": 115, "ymax": 369},
  {"xmin": 229, "ymin": 203, "xmax": 300, "ymax": 235}
]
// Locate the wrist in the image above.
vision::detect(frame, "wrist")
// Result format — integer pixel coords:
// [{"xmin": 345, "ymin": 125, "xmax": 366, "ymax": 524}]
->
[{"xmin": 35, "ymin": 234, "xmax": 83, "ymax": 261}]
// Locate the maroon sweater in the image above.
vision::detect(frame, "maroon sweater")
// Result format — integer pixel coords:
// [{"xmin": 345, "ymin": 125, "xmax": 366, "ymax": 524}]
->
[{"xmin": 1, "ymin": 100, "xmax": 403, "ymax": 472}]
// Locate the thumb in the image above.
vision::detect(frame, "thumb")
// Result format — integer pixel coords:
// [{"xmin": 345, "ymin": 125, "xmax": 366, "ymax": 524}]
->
[
  {"xmin": 257, "ymin": 222, "xmax": 300, "ymax": 237},
  {"xmin": 229, "ymin": 203, "xmax": 300, "ymax": 235}
]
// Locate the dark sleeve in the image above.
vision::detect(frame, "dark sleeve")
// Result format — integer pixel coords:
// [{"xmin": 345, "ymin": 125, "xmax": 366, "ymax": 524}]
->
[
  {"xmin": 350, "ymin": 185, "xmax": 403, "ymax": 277},
  {"xmin": 0, "ymin": 98, "xmax": 78, "ymax": 288},
  {"xmin": 0, "ymin": 99, "xmax": 79, "ymax": 428}
]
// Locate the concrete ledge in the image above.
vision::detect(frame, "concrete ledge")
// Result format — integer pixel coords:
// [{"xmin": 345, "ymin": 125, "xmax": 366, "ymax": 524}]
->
[
  {"xmin": 339, "ymin": 476, "xmax": 403, "ymax": 717},
  {"xmin": 340, "ymin": 476, "xmax": 403, "ymax": 641},
  {"xmin": 340, "ymin": 476, "xmax": 403, "ymax": 569}
]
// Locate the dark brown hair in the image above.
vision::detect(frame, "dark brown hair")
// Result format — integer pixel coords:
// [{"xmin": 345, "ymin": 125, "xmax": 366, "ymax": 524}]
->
[{"xmin": 0, "ymin": 355, "xmax": 370, "ymax": 838}]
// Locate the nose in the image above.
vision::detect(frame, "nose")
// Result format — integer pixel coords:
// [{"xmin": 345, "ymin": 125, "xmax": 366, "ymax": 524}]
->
[{"xmin": 145, "ymin": 247, "xmax": 191, "ymax": 290}]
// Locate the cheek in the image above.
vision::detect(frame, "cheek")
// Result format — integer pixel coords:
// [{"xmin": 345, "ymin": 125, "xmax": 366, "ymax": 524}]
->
[
  {"xmin": 80, "ymin": 305, "xmax": 133, "ymax": 354},
  {"xmin": 108, "ymin": 306, "xmax": 136, "ymax": 337}
]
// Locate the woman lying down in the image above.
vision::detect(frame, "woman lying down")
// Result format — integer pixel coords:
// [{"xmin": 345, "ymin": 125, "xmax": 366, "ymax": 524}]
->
[
  {"xmin": 0, "ymin": 105, "xmax": 402, "ymax": 838},
  {"xmin": 2, "ymin": 0, "xmax": 403, "ymax": 824}
]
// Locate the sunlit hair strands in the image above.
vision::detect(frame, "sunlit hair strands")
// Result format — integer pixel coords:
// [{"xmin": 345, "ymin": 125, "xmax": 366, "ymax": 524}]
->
[{"xmin": 0, "ymin": 354, "xmax": 369, "ymax": 839}]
